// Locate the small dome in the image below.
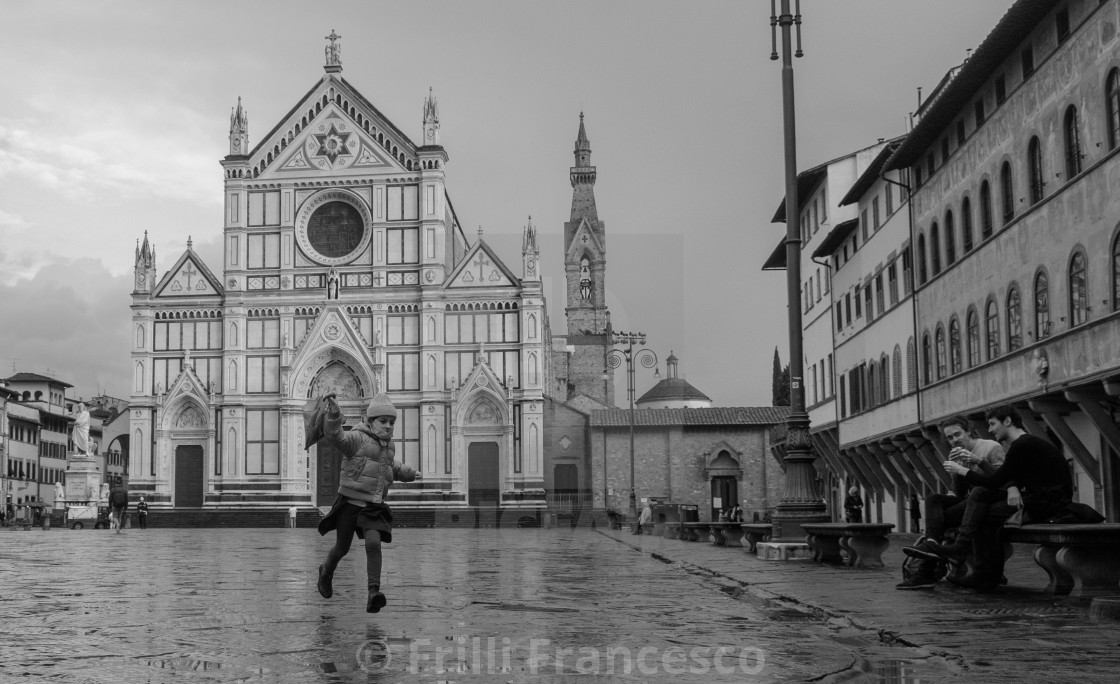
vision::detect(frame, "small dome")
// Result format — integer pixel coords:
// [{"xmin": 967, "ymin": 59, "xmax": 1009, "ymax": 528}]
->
[{"xmin": 636, "ymin": 378, "xmax": 711, "ymax": 406}]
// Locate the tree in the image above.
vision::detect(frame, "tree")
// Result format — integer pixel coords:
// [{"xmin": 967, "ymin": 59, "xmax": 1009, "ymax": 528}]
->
[{"xmin": 772, "ymin": 347, "xmax": 790, "ymax": 407}]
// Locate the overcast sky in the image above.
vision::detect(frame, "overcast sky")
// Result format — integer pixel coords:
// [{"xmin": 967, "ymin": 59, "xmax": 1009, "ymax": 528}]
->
[{"xmin": 0, "ymin": 1, "xmax": 1011, "ymax": 406}]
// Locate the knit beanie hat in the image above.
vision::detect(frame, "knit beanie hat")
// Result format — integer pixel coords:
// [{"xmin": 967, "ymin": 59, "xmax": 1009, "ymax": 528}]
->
[{"xmin": 365, "ymin": 392, "xmax": 397, "ymax": 420}]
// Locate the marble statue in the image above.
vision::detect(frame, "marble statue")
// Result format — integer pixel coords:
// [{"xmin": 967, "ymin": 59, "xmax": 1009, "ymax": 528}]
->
[
  {"xmin": 100, "ymin": 482, "xmax": 110, "ymax": 501},
  {"xmin": 71, "ymin": 402, "xmax": 92, "ymax": 456},
  {"xmin": 54, "ymin": 482, "xmax": 65, "ymax": 502}
]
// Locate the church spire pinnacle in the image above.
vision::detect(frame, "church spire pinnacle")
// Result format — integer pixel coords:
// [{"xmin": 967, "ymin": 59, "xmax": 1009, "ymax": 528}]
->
[
  {"xmin": 229, "ymin": 97, "xmax": 248, "ymax": 156},
  {"xmin": 422, "ymin": 86, "xmax": 441, "ymax": 146},
  {"xmin": 575, "ymin": 111, "xmax": 591, "ymax": 157}
]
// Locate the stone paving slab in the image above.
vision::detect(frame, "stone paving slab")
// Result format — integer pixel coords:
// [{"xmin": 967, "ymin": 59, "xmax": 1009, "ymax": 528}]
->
[
  {"xmin": 0, "ymin": 527, "xmax": 905, "ymax": 683},
  {"xmin": 600, "ymin": 527, "xmax": 1120, "ymax": 683}
]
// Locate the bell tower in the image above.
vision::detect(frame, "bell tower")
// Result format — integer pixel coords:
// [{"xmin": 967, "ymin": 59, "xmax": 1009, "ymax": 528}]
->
[
  {"xmin": 563, "ymin": 113, "xmax": 613, "ymax": 405},
  {"xmin": 228, "ymin": 97, "xmax": 248, "ymax": 157}
]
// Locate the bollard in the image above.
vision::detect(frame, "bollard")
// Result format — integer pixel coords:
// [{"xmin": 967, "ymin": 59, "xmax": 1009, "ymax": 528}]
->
[{"xmin": 42, "ymin": 514, "xmax": 51, "ymax": 531}]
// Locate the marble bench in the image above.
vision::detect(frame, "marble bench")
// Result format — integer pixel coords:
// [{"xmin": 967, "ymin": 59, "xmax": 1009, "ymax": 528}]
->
[
  {"xmin": 802, "ymin": 523, "xmax": 894, "ymax": 569},
  {"xmin": 740, "ymin": 523, "xmax": 773, "ymax": 553},
  {"xmin": 681, "ymin": 522, "xmax": 711, "ymax": 542},
  {"xmin": 707, "ymin": 522, "xmax": 745, "ymax": 547},
  {"xmin": 1005, "ymin": 523, "xmax": 1120, "ymax": 598}
]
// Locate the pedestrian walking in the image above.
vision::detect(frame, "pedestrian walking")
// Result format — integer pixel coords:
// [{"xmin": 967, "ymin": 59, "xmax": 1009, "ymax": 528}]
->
[
  {"xmin": 108, "ymin": 478, "xmax": 129, "ymax": 534},
  {"xmin": 843, "ymin": 486, "xmax": 864, "ymax": 523},
  {"xmin": 288, "ymin": 505, "xmax": 298, "ymax": 528},
  {"xmin": 137, "ymin": 497, "xmax": 149, "ymax": 529},
  {"xmin": 632, "ymin": 502, "xmax": 652, "ymax": 535},
  {"xmin": 909, "ymin": 493, "xmax": 922, "ymax": 534},
  {"xmin": 311, "ymin": 392, "xmax": 419, "ymax": 614}
]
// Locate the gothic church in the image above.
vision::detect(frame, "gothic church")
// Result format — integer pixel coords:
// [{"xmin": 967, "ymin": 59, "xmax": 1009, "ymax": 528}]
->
[{"xmin": 127, "ymin": 36, "xmax": 611, "ymax": 520}]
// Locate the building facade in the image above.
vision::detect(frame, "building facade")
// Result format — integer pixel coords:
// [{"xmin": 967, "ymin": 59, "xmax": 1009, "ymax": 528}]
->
[
  {"xmin": 128, "ymin": 40, "xmax": 550, "ymax": 516},
  {"xmin": 764, "ymin": 0, "xmax": 1120, "ymax": 524}
]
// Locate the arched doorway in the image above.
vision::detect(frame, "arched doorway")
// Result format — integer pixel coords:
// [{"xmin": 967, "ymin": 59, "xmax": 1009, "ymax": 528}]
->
[
  {"xmin": 708, "ymin": 450, "xmax": 741, "ymax": 520},
  {"xmin": 311, "ymin": 362, "xmax": 366, "ymax": 506}
]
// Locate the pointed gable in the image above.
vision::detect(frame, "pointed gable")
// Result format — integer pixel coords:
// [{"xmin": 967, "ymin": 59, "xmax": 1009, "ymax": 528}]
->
[
  {"xmin": 565, "ymin": 218, "xmax": 604, "ymax": 260},
  {"xmin": 249, "ymin": 76, "xmax": 418, "ymax": 181},
  {"xmin": 288, "ymin": 305, "xmax": 379, "ymax": 400},
  {"xmin": 153, "ymin": 250, "xmax": 223, "ymax": 299},
  {"xmin": 445, "ymin": 240, "xmax": 520, "ymax": 289}
]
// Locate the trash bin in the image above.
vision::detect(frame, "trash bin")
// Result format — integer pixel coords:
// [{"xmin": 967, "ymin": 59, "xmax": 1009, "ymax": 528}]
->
[{"xmin": 679, "ymin": 505, "xmax": 699, "ymax": 523}]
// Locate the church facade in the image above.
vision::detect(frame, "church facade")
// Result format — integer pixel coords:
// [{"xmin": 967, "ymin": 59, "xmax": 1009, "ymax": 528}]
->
[{"xmin": 127, "ymin": 39, "xmax": 553, "ymax": 517}]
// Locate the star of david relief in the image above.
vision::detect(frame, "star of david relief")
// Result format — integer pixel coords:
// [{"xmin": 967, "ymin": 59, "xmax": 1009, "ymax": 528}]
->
[{"xmin": 308, "ymin": 123, "xmax": 354, "ymax": 167}]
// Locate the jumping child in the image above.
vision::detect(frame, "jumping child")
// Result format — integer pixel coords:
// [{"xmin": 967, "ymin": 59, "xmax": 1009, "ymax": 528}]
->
[{"xmin": 314, "ymin": 392, "xmax": 418, "ymax": 613}]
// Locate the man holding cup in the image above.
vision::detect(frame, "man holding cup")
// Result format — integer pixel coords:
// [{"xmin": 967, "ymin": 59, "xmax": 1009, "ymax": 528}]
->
[{"xmin": 897, "ymin": 415, "xmax": 1009, "ymax": 589}]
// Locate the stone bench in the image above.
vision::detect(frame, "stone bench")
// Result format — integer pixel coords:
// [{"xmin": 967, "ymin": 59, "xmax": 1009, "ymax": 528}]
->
[
  {"xmin": 662, "ymin": 521, "xmax": 686, "ymax": 540},
  {"xmin": 1005, "ymin": 523, "xmax": 1120, "ymax": 599},
  {"xmin": 740, "ymin": 523, "xmax": 773, "ymax": 553},
  {"xmin": 802, "ymin": 523, "xmax": 895, "ymax": 569},
  {"xmin": 681, "ymin": 522, "xmax": 711, "ymax": 542},
  {"xmin": 707, "ymin": 522, "xmax": 745, "ymax": 547}
]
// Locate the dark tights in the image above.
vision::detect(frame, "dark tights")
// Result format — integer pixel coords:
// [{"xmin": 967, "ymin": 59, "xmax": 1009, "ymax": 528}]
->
[{"xmin": 323, "ymin": 504, "xmax": 383, "ymax": 592}]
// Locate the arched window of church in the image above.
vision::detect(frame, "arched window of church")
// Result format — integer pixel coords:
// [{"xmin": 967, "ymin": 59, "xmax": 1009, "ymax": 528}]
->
[
  {"xmin": 134, "ymin": 429, "xmax": 146, "ymax": 476},
  {"xmin": 426, "ymin": 355, "xmax": 437, "ymax": 388},
  {"xmin": 229, "ymin": 322, "xmax": 239, "ymax": 347},
  {"xmin": 134, "ymin": 361, "xmax": 144, "ymax": 392},
  {"xmin": 426, "ymin": 425, "xmax": 437, "ymax": 473},
  {"xmin": 527, "ymin": 353, "xmax": 539, "ymax": 385},
  {"xmin": 426, "ymin": 316, "xmax": 436, "ymax": 341},
  {"xmin": 528, "ymin": 424, "xmax": 539, "ymax": 473},
  {"xmin": 225, "ymin": 427, "xmax": 236, "ymax": 476},
  {"xmin": 228, "ymin": 360, "xmax": 238, "ymax": 391},
  {"xmin": 136, "ymin": 324, "xmax": 145, "ymax": 349},
  {"xmin": 528, "ymin": 314, "xmax": 538, "ymax": 339},
  {"xmin": 579, "ymin": 258, "xmax": 592, "ymax": 300}
]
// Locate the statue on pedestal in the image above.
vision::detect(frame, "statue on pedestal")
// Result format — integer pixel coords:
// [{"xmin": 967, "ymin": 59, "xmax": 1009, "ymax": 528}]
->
[
  {"xmin": 54, "ymin": 482, "xmax": 65, "ymax": 502},
  {"xmin": 71, "ymin": 403, "xmax": 92, "ymax": 457},
  {"xmin": 100, "ymin": 482, "xmax": 110, "ymax": 501}
]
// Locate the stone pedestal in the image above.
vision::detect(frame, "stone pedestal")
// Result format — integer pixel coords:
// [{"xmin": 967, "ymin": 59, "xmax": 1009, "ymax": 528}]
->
[{"xmin": 64, "ymin": 454, "xmax": 102, "ymax": 503}]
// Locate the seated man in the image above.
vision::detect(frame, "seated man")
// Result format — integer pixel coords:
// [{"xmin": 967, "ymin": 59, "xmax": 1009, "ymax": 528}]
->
[
  {"xmin": 912, "ymin": 404, "xmax": 1072, "ymax": 592},
  {"xmin": 898, "ymin": 415, "xmax": 1007, "ymax": 590}
]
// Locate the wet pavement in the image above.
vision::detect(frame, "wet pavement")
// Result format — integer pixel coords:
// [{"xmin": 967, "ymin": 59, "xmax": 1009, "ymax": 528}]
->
[{"xmin": 0, "ymin": 525, "xmax": 1115, "ymax": 682}]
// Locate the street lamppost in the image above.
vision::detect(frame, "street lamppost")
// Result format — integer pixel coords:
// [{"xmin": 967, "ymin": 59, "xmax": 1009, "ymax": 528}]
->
[
  {"xmin": 607, "ymin": 331, "xmax": 658, "ymax": 519},
  {"xmin": 769, "ymin": 0, "xmax": 827, "ymax": 539}
]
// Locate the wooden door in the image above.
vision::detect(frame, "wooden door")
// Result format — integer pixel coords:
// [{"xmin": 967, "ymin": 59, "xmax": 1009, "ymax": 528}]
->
[{"xmin": 174, "ymin": 445, "xmax": 204, "ymax": 508}]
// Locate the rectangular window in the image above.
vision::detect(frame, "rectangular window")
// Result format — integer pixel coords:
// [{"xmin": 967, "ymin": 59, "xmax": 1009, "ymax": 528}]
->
[
  {"xmin": 1021, "ymin": 45, "xmax": 1034, "ymax": 78},
  {"xmin": 864, "ymin": 285, "xmax": 873, "ymax": 321},
  {"xmin": 836, "ymin": 302, "xmax": 844, "ymax": 332},
  {"xmin": 387, "ymin": 353, "xmax": 420, "ymax": 391},
  {"xmin": 387, "ymin": 186, "xmax": 403, "ymax": 221},
  {"xmin": 875, "ymin": 273, "xmax": 885, "ymax": 314},
  {"xmin": 247, "ymin": 319, "xmax": 280, "ymax": 349},
  {"xmin": 845, "ymin": 292, "xmax": 852, "ymax": 325},
  {"xmin": 902, "ymin": 248, "xmax": 913, "ymax": 295},
  {"xmin": 387, "ymin": 228, "xmax": 419, "ymax": 264},
  {"xmin": 246, "ymin": 409, "xmax": 279, "ymax": 475},
  {"xmin": 995, "ymin": 75, "xmax": 1006, "ymax": 105},
  {"xmin": 926, "ymin": 153, "xmax": 935, "ymax": 178},
  {"xmin": 246, "ymin": 356, "xmax": 280, "ymax": 393},
  {"xmin": 397, "ymin": 406, "xmax": 420, "ymax": 472},
  {"xmin": 247, "ymin": 191, "xmax": 281, "ymax": 227},
  {"xmin": 247, "ymin": 233, "xmax": 280, "ymax": 269},
  {"xmin": 403, "ymin": 185, "xmax": 419, "ymax": 221},
  {"xmin": 956, "ymin": 120, "xmax": 966, "ymax": 146},
  {"xmin": 974, "ymin": 99, "xmax": 985, "ymax": 128},
  {"xmin": 1056, "ymin": 6, "xmax": 1070, "ymax": 43},
  {"xmin": 914, "ymin": 165, "xmax": 923, "ymax": 188},
  {"xmin": 940, "ymin": 137, "xmax": 950, "ymax": 162},
  {"xmin": 885, "ymin": 183, "xmax": 893, "ymax": 215},
  {"xmin": 861, "ymin": 209, "xmax": 869, "ymax": 241},
  {"xmin": 387, "ymin": 315, "xmax": 420, "ymax": 345},
  {"xmin": 872, "ymin": 196, "xmax": 881, "ymax": 230},
  {"xmin": 888, "ymin": 263, "xmax": 899, "ymax": 304},
  {"xmin": 854, "ymin": 285, "xmax": 862, "ymax": 318}
]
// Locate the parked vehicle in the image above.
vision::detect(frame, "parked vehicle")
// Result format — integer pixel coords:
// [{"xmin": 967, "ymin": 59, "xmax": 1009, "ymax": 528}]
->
[{"xmin": 66, "ymin": 501, "xmax": 110, "ymax": 530}]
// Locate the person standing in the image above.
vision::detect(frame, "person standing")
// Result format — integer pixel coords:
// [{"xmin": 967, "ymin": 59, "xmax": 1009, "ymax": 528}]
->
[
  {"xmin": 136, "ymin": 496, "xmax": 149, "ymax": 529},
  {"xmin": 108, "ymin": 478, "xmax": 129, "ymax": 534},
  {"xmin": 843, "ymin": 486, "xmax": 864, "ymax": 523},
  {"xmin": 909, "ymin": 493, "xmax": 922, "ymax": 534},
  {"xmin": 633, "ymin": 502, "xmax": 652, "ymax": 535},
  {"xmin": 314, "ymin": 392, "xmax": 419, "ymax": 613},
  {"xmin": 288, "ymin": 505, "xmax": 298, "ymax": 529}
]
